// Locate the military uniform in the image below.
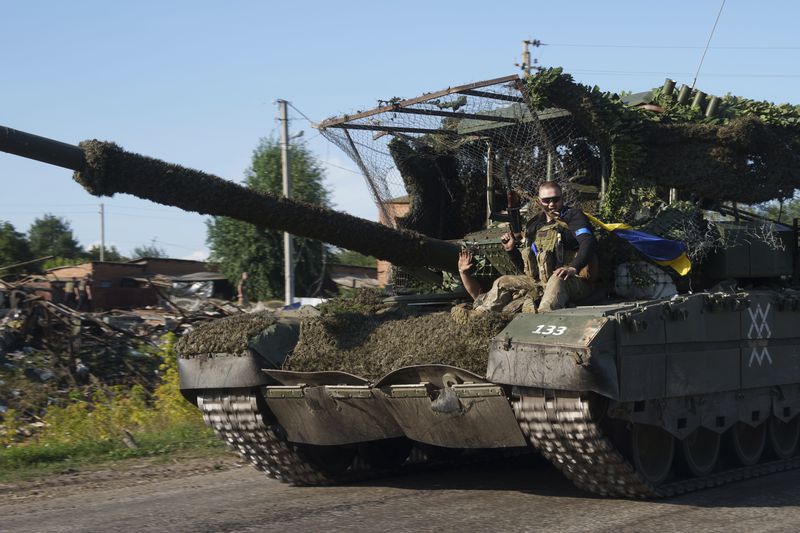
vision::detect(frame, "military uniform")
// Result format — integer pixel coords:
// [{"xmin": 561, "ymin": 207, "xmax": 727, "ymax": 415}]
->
[
  {"xmin": 63, "ymin": 279, "xmax": 76, "ymax": 308},
  {"xmin": 475, "ymin": 206, "xmax": 598, "ymax": 313}
]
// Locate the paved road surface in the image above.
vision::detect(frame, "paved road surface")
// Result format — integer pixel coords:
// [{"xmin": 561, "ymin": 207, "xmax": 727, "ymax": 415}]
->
[{"xmin": 2, "ymin": 456, "xmax": 799, "ymax": 532}]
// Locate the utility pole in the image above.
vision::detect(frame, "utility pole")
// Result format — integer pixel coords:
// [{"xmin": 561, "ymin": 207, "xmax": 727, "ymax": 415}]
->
[
  {"xmin": 99, "ymin": 203, "xmax": 105, "ymax": 261},
  {"xmin": 277, "ymin": 99, "xmax": 294, "ymax": 306},
  {"xmin": 516, "ymin": 39, "xmax": 542, "ymax": 76}
]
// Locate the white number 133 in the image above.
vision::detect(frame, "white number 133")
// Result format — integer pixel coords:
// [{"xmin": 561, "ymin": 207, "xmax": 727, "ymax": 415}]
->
[{"xmin": 532, "ymin": 324, "xmax": 567, "ymax": 336}]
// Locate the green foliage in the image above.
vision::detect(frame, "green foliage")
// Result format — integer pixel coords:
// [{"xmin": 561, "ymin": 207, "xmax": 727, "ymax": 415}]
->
[
  {"xmin": 0, "ymin": 221, "xmax": 32, "ymax": 272},
  {"xmin": 0, "ymin": 333, "xmax": 215, "ymax": 476},
  {"xmin": 206, "ymin": 138, "xmax": 332, "ymax": 300},
  {"xmin": 527, "ymin": 68, "xmax": 650, "ymax": 221},
  {"xmin": 132, "ymin": 242, "xmax": 167, "ymax": 259},
  {"xmin": 526, "ymin": 67, "xmax": 800, "ymax": 222},
  {"xmin": 41, "ymin": 256, "xmax": 87, "ymax": 270},
  {"xmin": 0, "ymin": 424, "xmax": 223, "ymax": 480},
  {"xmin": 152, "ymin": 333, "xmax": 201, "ymax": 423},
  {"xmin": 27, "ymin": 214, "xmax": 84, "ymax": 259},
  {"xmin": 0, "ymin": 409, "xmax": 22, "ymax": 446},
  {"xmin": 87, "ymin": 244, "xmax": 127, "ymax": 262},
  {"xmin": 755, "ymin": 196, "xmax": 800, "ymax": 224},
  {"xmin": 331, "ymin": 249, "xmax": 376, "ymax": 267},
  {"xmin": 651, "ymin": 87, "xmax": 800, "ymax": 127}
]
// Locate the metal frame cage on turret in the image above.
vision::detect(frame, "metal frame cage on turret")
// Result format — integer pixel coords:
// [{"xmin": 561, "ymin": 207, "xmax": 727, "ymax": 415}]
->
[{"xmin": 315, "ymin": 74, "xmax": 606, "ymax": 226}]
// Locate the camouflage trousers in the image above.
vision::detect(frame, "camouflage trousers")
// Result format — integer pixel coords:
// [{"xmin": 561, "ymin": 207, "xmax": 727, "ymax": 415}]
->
[
  {"xmin": 474, "ymin": 274, "xmax": 593, "ymax": 313},
  {"xmin": 473, "ymin": 275, "xmax": 540, "ymax": 313},
  {"xmin": 538, "ymin": 274, "xmax": 593, "ymax": 312}
]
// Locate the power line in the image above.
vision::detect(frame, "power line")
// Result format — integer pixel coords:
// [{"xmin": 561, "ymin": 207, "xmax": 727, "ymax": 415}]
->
[
  {"xmin": 545, "ymin": 42, "xmax": 800, "ymax": 50},
  {"xmin": 0, "ymin": 203, "xmax": 98, "ymax": 207},
  {"xmin": 320, "ymin": 160, "xmax": 361, "ymax": 175},
  {"xmin": 692, "ymin": 0, "xmax": 727, "ymax": 89},
  {"xmin": 569, "ymin": 69, "xmax": 800, "ymax": 78},
  {"xmin": 286, "ymin": 101, "xmax": 316, "ymax": 125},
  {"xmin": 0, "ymin": 210, "xmax": 97, "ymax": 215},
  {"xmin": 110, "ymin": 212, "xmax": 201, "ymax": 222}
]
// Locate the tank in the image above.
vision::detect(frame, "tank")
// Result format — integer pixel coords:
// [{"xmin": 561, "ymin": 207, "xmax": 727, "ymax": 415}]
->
[{"xmin": 2, "ymin": 67, "xmax": 800, "ymax": 497}]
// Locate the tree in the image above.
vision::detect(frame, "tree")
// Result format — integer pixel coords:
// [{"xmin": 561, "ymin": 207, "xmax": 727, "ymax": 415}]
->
[
  {"xmin": 206, "ymin": 138, "xmax": 332, "ymax": 300},
  {"xmin": 132, "ymin": 242, "xmax": 167, "ymax": 259},
  {"xmin": 757, "ymin": 196, "xmax": 800, "ymax": 225},
  {"xmin": 87, "ymin": 244, "xmax": 127, "ymax": 262},
  {"xmin": 0, "ymin": 221, "xmax": 32, "ymax": 273},
  {"xmin": 331, "ymin": 249, "xmax": 377, "ymax": 268},
  {"xmin": 27, "ymin": 214, "xmax": 84, "ymax": 259}
]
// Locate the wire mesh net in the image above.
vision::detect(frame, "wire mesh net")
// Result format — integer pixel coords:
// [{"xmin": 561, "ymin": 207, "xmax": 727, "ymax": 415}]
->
[
  {"xmin": 318, "ymin": 75, "xmax": 790, "ymax": 286},
  {"xmin": 317, "ymin": 76, "xmax": 603, "ymax": 232}
]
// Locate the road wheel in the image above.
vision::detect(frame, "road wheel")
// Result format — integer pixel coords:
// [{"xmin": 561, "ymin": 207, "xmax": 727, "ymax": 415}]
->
[
  {"xmin": 679, "ymin": 427, "xmax": 720, "ymax": 477},
  {"xmin": 727, "ymin": 422, "xmax": 766, "ymax": 466},
  {"xmin": 631, "ymin": 423, "xmax": 674, "ymax": 486},
  {"xmin": 768, "ymin": 415, "xmax": 800, "ymax": 459}
]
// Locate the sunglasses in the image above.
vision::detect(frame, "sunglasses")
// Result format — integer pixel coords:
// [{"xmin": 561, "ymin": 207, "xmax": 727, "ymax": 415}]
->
[{"xmin": 540, "ymin": 196, "xmax": 562, "ymax": 204}]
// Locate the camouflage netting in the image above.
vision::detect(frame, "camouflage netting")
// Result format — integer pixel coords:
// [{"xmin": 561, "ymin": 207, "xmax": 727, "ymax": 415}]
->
[
  {"xmin": 73, "ymin": 140, "xmax": 459, "ymax": 271},
  {"xmin": 318, "ymin": 69, "xmax": 798, "ymax": 284},
  {"xmin": 644, "ymin": 116, "xmax": 800, "ymax": 202},
  {"xmin": 284, "ymin": 304, "xmax": 511, "ymax": 380},
  {"xmin": 389, "ymin": 138, "xmax": 487, "ymax": 239},
  {"xmin": 636, "ymin": 201, "xmax": 720, "ymax": 263},
  {"xmin": 175, "ymin": 311, "xmax": 277, "ymax": 356},
  {"xmin": 525, "ymin": 68, "xmax": 800, "ymax": 221},
  {"xmin": 318, "ymin": 76, "xmax": 601, "ymax": 287}
]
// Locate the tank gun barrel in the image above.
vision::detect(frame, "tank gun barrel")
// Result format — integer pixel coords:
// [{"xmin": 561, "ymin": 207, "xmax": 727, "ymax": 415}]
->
[
  {"xmin": 0, "ymin": 125, "xmax": 461, "ymax": 272},
  {"xmin": 1, "ymin": 126, "xmax": 86, "ymax": 171}
]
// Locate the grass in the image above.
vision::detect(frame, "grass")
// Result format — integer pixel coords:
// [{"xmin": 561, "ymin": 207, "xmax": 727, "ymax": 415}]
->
[
  {"xmin": 0, "ymin": 334, "xmax": 234, "ymax": 484},
  {"xmin": 0, "ymin": 423, "xmax": 229, "ymax": 484}
]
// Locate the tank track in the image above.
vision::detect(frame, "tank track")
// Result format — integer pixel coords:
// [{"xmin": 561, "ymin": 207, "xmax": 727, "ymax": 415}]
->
[
  {"xmin": 198, "ymin": 390, "xmax": 335, "ymax": 485},
  {"xmin": 514, "ymin": 391, "xmax": 800, "ymax": 498},
  {"xmin": 197, "ymin": 388, "xmax": 514, "ymax": 486}
]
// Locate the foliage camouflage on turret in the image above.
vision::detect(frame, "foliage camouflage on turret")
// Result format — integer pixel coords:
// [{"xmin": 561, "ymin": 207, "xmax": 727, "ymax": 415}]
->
[
  {"xmin": 389, "ymin": 137, "xmax": 487, "ymax": 239},
  {"xmin": 526, "ymin": 68, "xmax": 800, "ymax": 222}
]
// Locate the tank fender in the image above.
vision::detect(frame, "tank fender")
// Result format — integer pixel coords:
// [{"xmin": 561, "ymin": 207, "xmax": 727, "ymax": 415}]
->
[
  {"xmin": 179, "ymin": 352, "xmax": 273, "ymax": 402},
  {"xmin": 487, "ymin": 313, "xmax": 618, "ymax": 399},
  {"xmin": 178, "ymin": 318, "xmax": 301, "ymax": 401}
]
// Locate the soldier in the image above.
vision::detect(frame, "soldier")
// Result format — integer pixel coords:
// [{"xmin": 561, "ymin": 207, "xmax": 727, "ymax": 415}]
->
[
  {"xmin": 75, "ymin": 274, "xmax": 93, "ymax": 311},
  {"xmin": 237, "ymin": 271, "xmax": 250, "ymax": 306},
  {"xmin": 459, "ymin": 180, "xmax": 598, "ymax": 313},
  {"xmin": 63, "ymin": 277, "xmax": 77, "ymax": 308}
]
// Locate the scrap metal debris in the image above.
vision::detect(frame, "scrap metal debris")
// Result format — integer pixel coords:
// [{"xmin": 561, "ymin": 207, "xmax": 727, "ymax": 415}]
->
[{"xmin": 0, "ymin": 277, "xmax": 245, "ymax": 440}]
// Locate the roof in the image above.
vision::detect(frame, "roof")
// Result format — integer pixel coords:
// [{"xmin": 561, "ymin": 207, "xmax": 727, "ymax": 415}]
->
[
  {"xmin": 171, "ymin": 272, "xmax": 230, "ymax": 282},
  {"xmin": 127, "ymin": 257, "xmax": 209, "ymax": 265}
]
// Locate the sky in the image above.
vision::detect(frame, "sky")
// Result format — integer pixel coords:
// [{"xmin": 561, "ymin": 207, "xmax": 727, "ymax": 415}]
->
[{"xmin": 1, "ymin": 0, "xmax": 799, "ymax": 261}]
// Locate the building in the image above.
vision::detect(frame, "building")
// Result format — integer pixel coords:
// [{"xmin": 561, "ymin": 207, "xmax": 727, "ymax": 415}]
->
[
  {"xmin": 47, "ymin": 257, "xmax": 226, "ymax": 310},
  {"xmin": 329, "ymin": 263, "xmax": 379, "ymax": 290},
  {"xmin": 376, "ymin": 195, "xmax": 410, "ymax": 286}
]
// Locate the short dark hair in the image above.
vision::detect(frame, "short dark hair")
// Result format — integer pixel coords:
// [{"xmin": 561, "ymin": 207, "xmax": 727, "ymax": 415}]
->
[{"xmin": 538, "ymin": 180, "xmax": 562, "ymax": 194}]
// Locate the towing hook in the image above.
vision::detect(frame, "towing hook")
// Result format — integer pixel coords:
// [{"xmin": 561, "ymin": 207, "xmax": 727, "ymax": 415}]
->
[{"xmin": 503, "ymin": 333, "xmax": 513, "ymax": 351}]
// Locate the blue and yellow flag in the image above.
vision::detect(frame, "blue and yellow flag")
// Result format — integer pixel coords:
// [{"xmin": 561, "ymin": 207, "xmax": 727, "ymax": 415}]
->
[{"xmin": 584, "ymin": 213, "xmax": 692, "ymax": 276}]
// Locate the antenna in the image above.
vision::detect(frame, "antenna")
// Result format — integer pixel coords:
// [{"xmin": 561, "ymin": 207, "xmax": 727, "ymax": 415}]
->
[{"xmin": 692, "ymin": 0, "xmax": 726, "ymax": 89}]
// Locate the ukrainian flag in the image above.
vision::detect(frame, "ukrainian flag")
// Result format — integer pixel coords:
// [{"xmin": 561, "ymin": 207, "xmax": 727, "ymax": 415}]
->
[{"xmin": 584, "ymin": 213, "xmax": 692, "ymax": 276}]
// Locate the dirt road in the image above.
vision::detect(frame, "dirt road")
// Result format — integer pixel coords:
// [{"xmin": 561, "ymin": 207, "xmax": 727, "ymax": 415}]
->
[{"xmin": 2, "ymin": 455, "xmax": 799, "ymax": 532}]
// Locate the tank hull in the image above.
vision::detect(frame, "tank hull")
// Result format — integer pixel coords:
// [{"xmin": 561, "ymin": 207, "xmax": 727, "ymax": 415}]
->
[
  {"xmin": 179, "ymin": 289, "xmax": 800, "ymax": 496},
  {"xmin": 492, "ymin": 289, "xmax": 800, "ymax": 496}
]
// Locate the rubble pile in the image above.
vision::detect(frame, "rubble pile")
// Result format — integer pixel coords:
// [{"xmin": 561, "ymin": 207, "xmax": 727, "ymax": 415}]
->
[{"xmin": 0, "ymin": 278, "xmax": 244, "ymax": 437}]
